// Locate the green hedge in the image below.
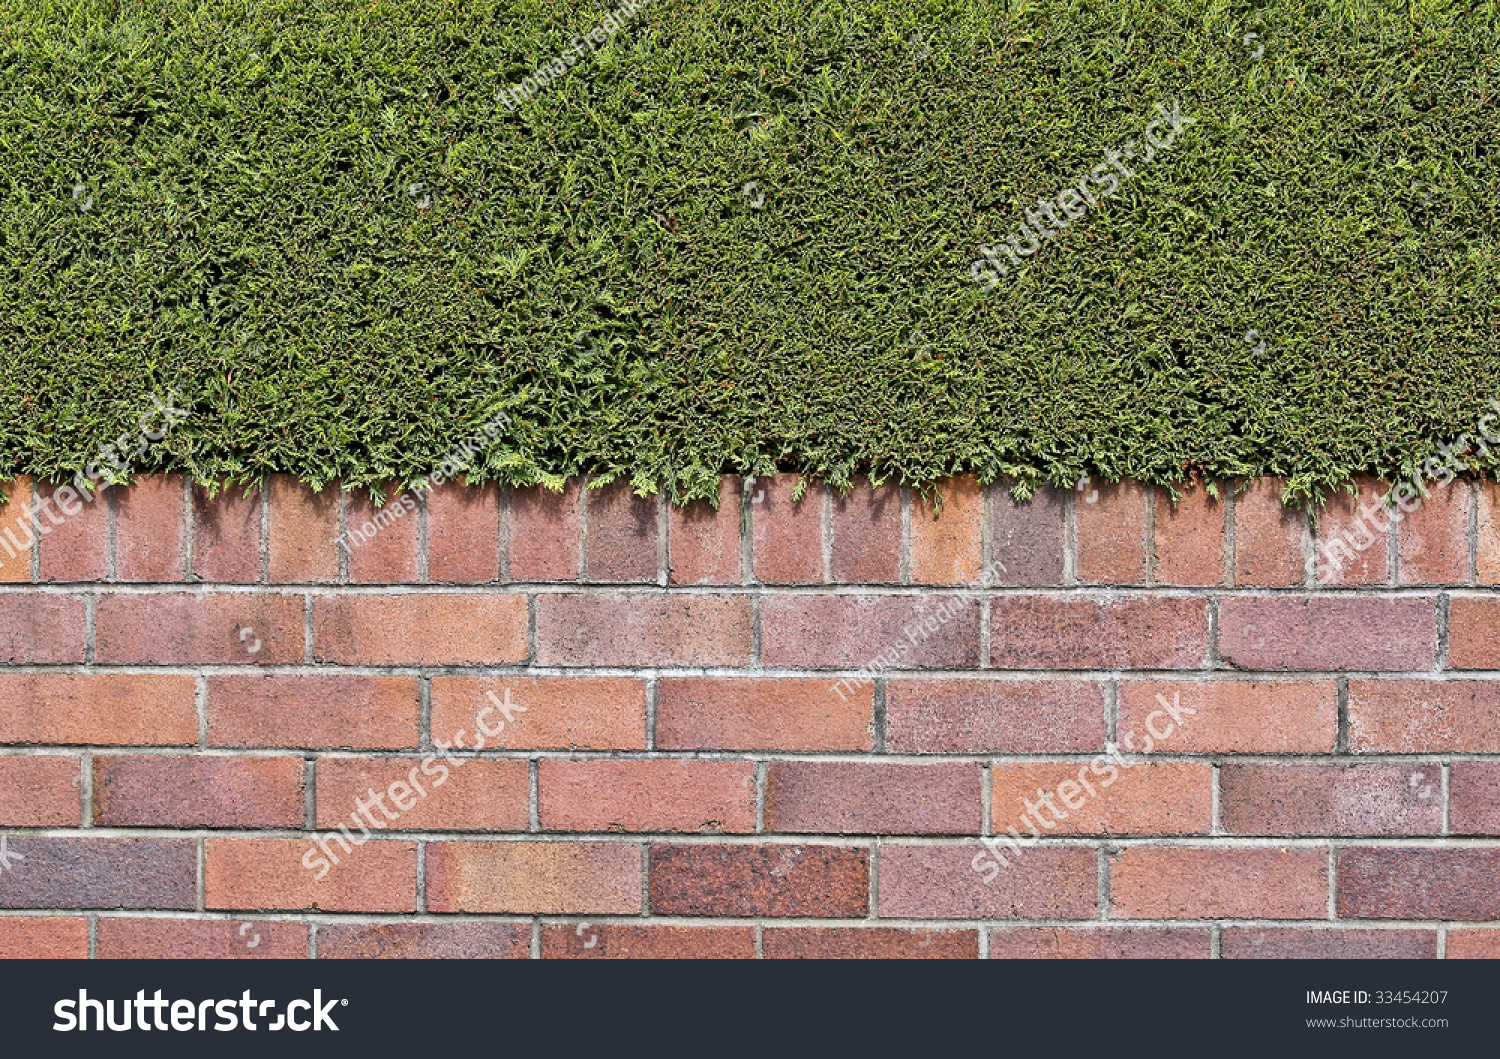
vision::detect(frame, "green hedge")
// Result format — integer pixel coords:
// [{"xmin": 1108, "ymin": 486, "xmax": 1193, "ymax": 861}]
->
[{"xmin": 2, "ymin": 0, "xmax": 1497, "ymax": 503}]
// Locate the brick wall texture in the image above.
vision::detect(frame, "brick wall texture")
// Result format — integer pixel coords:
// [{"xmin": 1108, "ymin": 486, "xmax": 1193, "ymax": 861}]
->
[{"xmin": 1, "ymin": 471, "xmax": 1497, "ymax": 959}]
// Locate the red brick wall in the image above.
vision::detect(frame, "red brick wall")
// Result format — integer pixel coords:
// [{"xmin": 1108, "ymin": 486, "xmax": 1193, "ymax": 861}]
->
[{"xmin": 0, "ymin": 472, "xmax": 1496, "ymax": 959}]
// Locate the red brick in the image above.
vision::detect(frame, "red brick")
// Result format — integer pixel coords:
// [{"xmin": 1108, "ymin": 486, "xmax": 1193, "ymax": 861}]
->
[
  {"xmin": 0, "ymin": 674, "xmax": 196, "ymax": 746},
  {"xmin": 37, "ymin": 480, "xmax": 109, "ymax": 581},
  {"xmin": 537, "ymin": 593, "xmax": 751, "ymax": 666},
  {"xmin": 509, "ymin": 481, "xmax": 580, "ymax": 580},
  {"xmin": 988, "ymin": 927, "xmax": 1209, "ymax": 959},
  {"xmin": 314, "ymin": 593, "xmax": 527, "ymax": 665},
  {"xmin": 207, "ymin": 837, "xmax": 416, "ymax": 912},
  {"xmin": 1338, "ymin": 848, "xmax": 1500, "ymax": 920},
  {"xmin": 267, "ymin": 475, "xmax": 338, "ymax": 583},
  {"xmin": 880, "ymin": 845, "xmax": 1096, "ymax": 918},
  {"xmin": 668, "ymin": 476, "xmax": 742, "ymax": 585},
  {"xmin": 0, "ymin": 755, "xmax": 80, "ymax": 825},
  {"xmin": 1446, "ymin": 930, "xmax": 1500, "ymax": 958},
  {"xmin": 427, "ymin": 841, "xmax": 641, "ymax": 914},
  {"xmin": 426, "ymin": 478, "xmax": 500, "ymax": 583},
  {"xmin": 990, "ymin": 762, "xmax": 1211, "ymax": 836},
  {"xmin": 886, "ymin": 679, "xmax": 1104, "ymax": 753},
  {"xmin": 1447, "ymin": 597, "xmax": 1500, "ymax": 668},
  {"xmin": 1398, "ymin": 479, "xmax": 1468, "ymax": 584},
  {"xmin": 765, "ymin": 927, "xmax": 978, "ymax": 959},
  {"xmin": 95, "ymin": 592, "xmax": 303, "ymax": 664},
  {"xmin": 0, "ymin": 593, "xmax": 85, "ymax": 663},
  {"xmin": 1075, "ymin": 479, "xmax": 1147, "ymax": 584},
  {"xmin": 1218, "ymin": 596, "xmax": 1435, "ymax": 670},
  {"xmin": 1220, "ymin": 764, "xmax": 1440, "ymax": 836},
  {"xmin": 0, "ymin": 838, "xmax": 196, "ymax": 909},
  {"xmin": 97, "ymin": 919, "xmax": 309, "ymax": 959},
  {"xmin": 989, "ymin": 595, "xmax": 1207, "ymax": 669},
  {"xmin": 751, "ymin": 474, "xmax": 823, "ymax": 583},
  {"xmin": 318, "ymin": 922, "xmax": 529, "ymax": 959},
  {"xmin": 0, "ymin": 476, "xmax": 34, "ymax": 582},
  {"xmin": 650, "ymin": 843, "xmax": 867, "ymax": 917},
  {"xmin": 541, "ymin": 760, "xmax": 756, "ymax": 833},
  {"xmin": 116, "ymin": 474, "xmax": 186, "ymax": 580},
  {"xmin": 830, "ymin": 475, "xmax": 901, "ymax": 583},
  {"xmin": 1450, "ymin": 763, "xmax": 1500, "ymax": 834},
  {"xmin": 94, "ymin": 754, "xmax": 304, "ymax": 828},
  {"xmin": 1234, "ymin": 477, "xmax": 1307, "ymax": 585},
  {"xmin": 1110, "ymin": 847, "xmax": 1328, "ymax": 919},
  {"xmin": 762, "ymin": 594, "xmax": 979, "ymax": 669},
  {"xmin": 1221, "ymin": 927, "xmax": 1435, "ymax": 959},
  {"xmin": 1477, "ymin": 479, "xmax": 1500, "ymax": 584},
  {"xmin": 1153, "ymin": 481, "xmax": 1225, "ymax": 586},
  {"xmin": 911, "ymin": 475, "xmax": 982, "ymax": 585},
  {"xmin": 543, "ymin": 924, "xmax": 755, "ymax": 959},
  {"xmin": 1314, "ymin": 478, "xmax": 1389, "ymax": 585},
  {"xmin": 208, "ymin": 675, "xmax": 419, "ymax": 749},
  {"xmin": 346, "ymin": 484, "xmax": 419, "ymax": 582},
  {"xmin": 657, "ymin": 678, "xmax": 872, "ymax": 751},
  {"xmin": 316, "ymin": 757, "xmax": 528, "ymax": 831},
  {"xmin": 0, "ymin": 917, "xmax": 88, "ymax": 958},
  {"xmin": 765, "ymin": 762, "xmax": 979, "ymax": 834},
  {"xmin": 1348, "ymin": 680, "xmax": 1500, "ymax": 752},
  {"xmin": 431, "ymin": 676, "xmax": 646, "ymax": 750},
  {"xmin": 991, "ymin": 484, "xmax": 1065, "ymax": 587},
  {"xmin": 1119, "ymin": 681, "xmax": 1336, "ymax": 753},
  {"xmin": 192, "ymin": 481, "xmax": 261, "ymax": 583},
  {"xmin": 585, "ymin": 478, "xmax": 658, "ymax": 582}
]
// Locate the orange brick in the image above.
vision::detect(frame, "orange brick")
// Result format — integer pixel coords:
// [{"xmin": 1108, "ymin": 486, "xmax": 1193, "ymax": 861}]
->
[
  {"xmin": 1075, "ymin": 479, "xmax": 1147, "ymax": 584},
  {"xmin": 313, "ymin": 593, "xmax": 527, "ymax": 665},
  {"xmin": 207, "ymin": 837, "xmax": 417, "ymax": 912},
  {"xmin": 0, "ymin": 674, "xmax": 196, "ymax": 746},
  {"xmin": 346, "ymin": 484, "xmax": 420, "ymax": 583},
  {"xmin": 1234, "ymin": 477, "xmax": 1307, "ymax": 585},
  {"xmin": 1348, "ymin": 680, "xmax": 1500, "ymax": 752},
  {"xmin": 988, "ymin": 927, "xmax": 1209, "ymax": 959},
  {"xmin": 765, "ymin": 762, "xmax": 979, "ymax": 834},
  {"xmin": 540, "ymin": 760, "xmax": 756, "ymax": 832},
  {"xmin": 830, "ymin": 475, "xmax": 901, "ymax": 583},
  {"xmin": 267, "ymin": 475, "xmax": 338, "ymax": 583},
  {"xmin": 585, "ymin": 478, "xmax": 658, "ymax": 582},
  {"xmin": 192, "ymin": 481, "xmax": 262, "ymax": 583},
  {"xmin": 537, "ymin": 593, "xmax": 752, "ymax": 667},
  {"xmin": 0, "ymin": 476, "xmax": 34, "ymax": 582},
  {"xmin": 751, "ymin": 474, "xmax": 822, "ymax": 583},
  {"xmin": 426, "ymin": 478, "xmax": 500, "ymax": 583},
  {"xmin": 37, "ymin": 480, "xmax": 109, "ymax": 581},
  {"xmin": 1398, "ymin": 478, "xmax": 1468, "ymax": 584},
  {"xmin": 1478, "ymin": 480, "xmax": 1500, "ymax": 584},
  {"xmin": 1314, "ymin": 478, "xmax": 1389, "ymax": 585},
  {"xmin": 1446, "ymin": 930, "xmax": 1500, "ymax": 958},
  {"xmin": 1152, "ymin": 481, "xmax": 1224, "ymax": 586},
  {"xmin": 430, "ymin": 676, "xmax": 646, "ymax": 750},
  {"xmin": 1446, "ymin": 597, "xmax": 1500, "ymax": 668},
  {"xmin": 97, "ymin": 918, "xmax": 309, "ymax": 958},
  {"xmin": 316, "ymin": 757, "xmax": 528, "ymax": 831},
  {"xmin": 509, "ymin": 481, "xmax": 580, "ymax": 580},
  {"xmin": 207, "ymin": 675, "xmax": 419, "ymax": 749},
  {"xmin": 989, "ymin": 762, "xmax": 1211, "ymax": 836},
  {"xmin": 95, "ymin": 591, "xmax": 304, "ymax": 664},
  {"xmin": 656, "ymin": 678, "xmax": 872, "ymax": 751},
  {"xmin": 1119, "ymin": 680, "xmax": 1337, "ymax": 754},
  {"xmin": 910, "ymin": 475, "xmax": 982, "ymax": 585},
  {"xmin": 668, "ymin": 477, "xmax": 742, "ymax": 585},
  {"xmin": 426, "ymin": 841, "xmax": 641, "ymax": 914},
  {"xmin": 0, "ymin": 917, "xmax": 88, "ymax": 958},
  {"xmin": 115, "ymin": 474, "xmax": 187, "ymax": 581},
  {"xmin": 0, "ymin": 756, "xmax": 80, "ymax": 825},
  {"xmin": 1109, "ymin": 847, "xmax": 1328, "ymax": 919}
]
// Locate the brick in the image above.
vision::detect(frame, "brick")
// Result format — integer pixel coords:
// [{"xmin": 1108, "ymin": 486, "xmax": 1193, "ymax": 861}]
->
[
  {"xmin": 765, "ymin": 762, "xmax": 979, "ymax": 834},
  {"xmin": 990, "ymin": 595, "xmax": 1207, "ymax": 669},
  {"xmin": 668, "ymin": 476, "xmax": 742, "ymax": 585},
  {"xmin": 1348, "ymin": 680, "xmax": 1500, "ymax": 752},
  {"xmin": 1450, "ymin": 763, "xmax": 1500, "ymax": 834},
  {"xmin": 1109, "ymin": 847, "xmax": 1328, "ymax": 919},
  {"xmin": 314, "ymin": 593, "xmax": 527, "ymax": 665},
  {"xmin": 95, "ymin": 591, "xmax": 303, "ymax": 664},
  {"xmin": 317, "ymin": 757, "xmax": 528, "ymax": 831},
  {"xmin": 830, "ymin": 475, "xmax": 900, "ymax": 583},
  {"xmin": 1234, "ymin": 477, "xmax": 1307, "ymax": 585},
  {"xmin": 1218, "ymin": 596, "xmax": 1434, "ymax": 670},
  {"xmin": 585, "ymin": 478, "xmax": 658, "ymax": 582},
  {"xmin": 1398, "ymin": 479, "xmax": 1468, "ymax": 584},
  {"xmin": 991, "ymin": 484, "xmax": 1065, "ymax": 587},
  {"xmin": 318, "ymin": 922, "xmax": 530, "ymax": 959},
  {"xmin": 1075, "ymin": 478, "xmax": 1147, "ymax": 584},
  {"xmin": 886, "ymin": 679, "xmax": 1104, "ymax": 753},
  {"xmin": 94, "ymin": 754, "xmax": 304, "ymax": 828},
  {"xmin": 208, "ymin": 675, "xmax": 419, "ymax": 749},
  {"xmin": 267, "ymin": 475, "xmax": 338, "ymax": 582},
  {"xmin": 1119, "ymin": 680, "xmax": 1336, "ymax": 754},
  {"xmin": 988, "ymin": 927, "xmax": 1209, "ymax": 959},
  {"xmin": 1478, "ymin": 479, "xmax": 1500, "ymax": 584},
  {"xmin": 509, "ymin": 481, "xmax": 580, "ymax": 580},
  {"xmin": 207, "ymin": 837, "xmax": 417, "ymax": 912},
  {"xmin": 37, "ymin": 480, "xmax": 109, "ymax": 581},
  {"xmin": 192, "ymin": 481, "xmax": 261, "ymax": 583},
  {"xmin": 0, "ymin": 756, "xmax": 80, "ymax": 826},
  {"xmin": 431, "ymin": 676, "xmax": 646, "ymax": 750},
  {"xmin": 0, "ymin": 838, "xmax": 195, "ymax": 909},
  {"xmin": 541, "ymin": 760, "xmax": 756, "ymax": 833},
  {"xmin": 0, "ymin": 917, "xmax": 88, "ymax": 959},
  {"xmin": 0, "ymin": 476, "xmax": 34, "ymax": 582},
  {"xmin": 1338, "ymin": 848, "xmax": 1500, "ymax": 920},
  {"xmin": 537, "ymin": 593, "xmax": 751, "ymax": 666},
  {"xmin": 911, "ymin": 475, "xmax": 982, "ymax": 585},
  {"xmin": 426, "ymin": 478, "xmax": 500, "ymax": 583},
  {"xmin": 650, "ymin": 844, "xmax": 867, "ymax": 917},
  {"xmin": 0, "ymin": 593, "xmax": 85, "ymax": 663},
  {"xmin": 762, "ymin": 594, "xmax": 979, "ymax": 669},
  {"xmin": 1447, "ymin": 596, "xmax": 1500, "ymax": 668},
  {"xmin": 751, "ymin": 474, "xmax": 823, "ymax": 583},
  {"xmin": 543, "ymin": 924, "xmax": 756, "ymax": 959},
  {"xmin": 657, "ymin": 678, "xmax": 871, "ymax": 751},
  {"xmin": 1153, "ymin": 481, "xmax": 1225, "ymax": 586},
  {"xmin": 1314, "ymin": 478, "xmax": 1389, "ymax": 585},
  {"xmin": 1220, "ymin": 764, "xmax": 1440, "ymax": 836},
  {"xmin": 765, "ymin": 927, "xmax": 978, "ymax": 959},
  {"xmin": 97, "ymin": 919, "xmax": 309, "ymax": 959},
  {"xmin": 116, "ymin": 474, "xmax": 186, "ymax": 580},
  {"xmin": 989, "ymin": 762, "xmax": 1211, "ymax": 836},
  {"xmin": 427, "ymin": 841, "xmax": 641, "ymax": 914},
  {"xmin": 879, "ymin": 845, "xmax": 1096, "ymax": 918},
  {"xmin": 0, "ymin": 674, "xmax": 196, "ymax": 746},
  {"xmin": 346, "ymin": 484, "xmax": 419, "ymax": 582},
  {"xmin": 1221, "ymin": 928, "xmax": 1435, "ymax": 959},
  {"xmin": 1446, "ymin": 930, "xmax": 1500, "ymax": 958}
]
